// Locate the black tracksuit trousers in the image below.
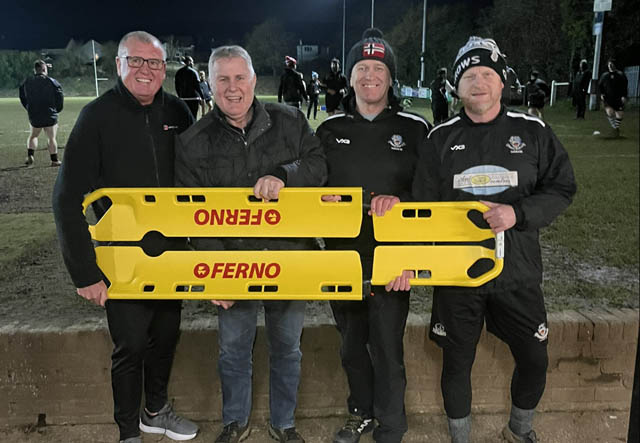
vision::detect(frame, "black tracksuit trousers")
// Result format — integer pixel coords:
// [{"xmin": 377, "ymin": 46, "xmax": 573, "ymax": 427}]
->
[
  {"xmin": 106, "ymin": 299, "xmax": 182, "ymax": 440},
  {"xmin": 330, "ymin": 285, "xmax": 410, "ymax": 443}
]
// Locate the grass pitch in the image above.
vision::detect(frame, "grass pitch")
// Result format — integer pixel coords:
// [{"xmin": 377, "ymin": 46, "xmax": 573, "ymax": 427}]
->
[{"xmin": 0, "ymin": 96, "xmax": 637, "ymax": 312}]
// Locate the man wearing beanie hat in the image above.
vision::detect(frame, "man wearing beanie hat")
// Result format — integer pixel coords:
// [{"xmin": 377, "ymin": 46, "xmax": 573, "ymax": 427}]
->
[
  {"xmin": 316, "ymin": 28, "xmax": 432, "ymax": 443},
  {"xmin": 413, "ymin": 36, "xmax": 576, "ymax": 443}
]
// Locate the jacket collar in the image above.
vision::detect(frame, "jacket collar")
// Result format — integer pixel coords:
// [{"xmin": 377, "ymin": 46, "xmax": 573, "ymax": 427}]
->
[
  {"xmin": 114, "ymin": 78, "xmax": 165, "ymax": 109},
  {"xmin": 212, "ymin": 97, "xmax": 272, "ymax": 143}
]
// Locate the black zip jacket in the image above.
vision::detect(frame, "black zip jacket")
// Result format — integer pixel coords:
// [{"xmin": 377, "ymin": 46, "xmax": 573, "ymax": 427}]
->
[
  {"xmin": 175, "ymin": 98, "xmax": 327, "ymax": 251},
  {"xmin": 19, "ymin": 74, "xmax": 64, "ymax": 127},
  {"xmin": 316, "ymin": 97, "xmax": 431, "ymax": 267},
  {"xmin": 278, "ymin": 68, "xmax": 308, "ymax": 103},
  {"xmin": 52, "ymin": 79, "xmax": 193, "ymax": 288},
  {"xmin": 413, "ymin": 106, "xmax": 576, "ymax": 292}
]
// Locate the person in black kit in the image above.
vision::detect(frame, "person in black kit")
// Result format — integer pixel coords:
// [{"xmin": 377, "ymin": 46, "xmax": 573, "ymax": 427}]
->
[
  {"xmin": 175, "ymin": 55, "xmax": 203, "ymax": 118},
  {"xmin": 322, "ymin": 58, "xmax": 348, "ymax": 116},
  {"xmin": 52, "ymin": 31, "xmax": 197, "ymax": 443},
  {"xmin": 413, "ymin": 36, "xmax": 576, "ymax": 443},
  {"xmin": 598, "ymin": 59, "xmax": 628, "ymax": 137},
  {"xmin": 572, "ymin": 59, "xmax": 591, "ymax": 119},
  {"xmin": 317, "ymin": 28, "xmax": 432, "ymax": 443},
  {"xmin": 430, "ymin": 67, "xmax": 454, "ymax": 124},
  {"xmin": 524, "ymin": 70, "xmax": 550, "ymax": 119},
  {"xmin": 501, "ymin": 65, "xmax": 522, "ymax": 106},
  {"xmin": 278, "ymin": 55, "xmax": 308, "ymax": 109},
  {"xmin": 306, "ymin": 71, "xmax": 321, "ymax": 119},
  {"xmin": 19, "ymin": 60, "xmax": 64, "ymax": 166}
]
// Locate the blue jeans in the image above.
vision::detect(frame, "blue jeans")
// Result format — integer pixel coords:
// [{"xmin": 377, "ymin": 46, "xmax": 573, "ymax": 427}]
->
[{"xmin": 217, "ymin": 300, "xmax": 305, "ymax": 429}]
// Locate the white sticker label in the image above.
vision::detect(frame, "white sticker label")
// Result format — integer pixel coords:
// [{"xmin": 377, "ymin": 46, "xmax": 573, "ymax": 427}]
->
[{"xmin": 453, "ymin": 171, "xmax": 518, "ymax": 190}]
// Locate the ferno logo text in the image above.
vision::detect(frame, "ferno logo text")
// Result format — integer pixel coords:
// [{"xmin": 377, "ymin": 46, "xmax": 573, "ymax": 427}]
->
[
  {"xmin": 194, "ymin": 262, "xmax": 282, "ymax": 279},
  {"xmin": 194, "ymin": 209, "xmax": 281, "ymax": 226}
]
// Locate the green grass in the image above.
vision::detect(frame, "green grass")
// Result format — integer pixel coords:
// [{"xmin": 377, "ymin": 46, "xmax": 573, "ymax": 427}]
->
[{"xmin": 0, "ymin": 96, "xmax": 638, "ymax": 309}]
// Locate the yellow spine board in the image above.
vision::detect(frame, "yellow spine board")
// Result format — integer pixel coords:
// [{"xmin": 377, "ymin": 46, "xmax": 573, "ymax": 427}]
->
[
  {"xmin": 83, "ymin": 187, "xmax": 363, "ymax": 241},
  {"xmin": 372, "ymin": 201, "xmax": 494, "ymax": 242},
  {"xmin": 370, "ymin": 245, "xmax": 504, "ymax": 287},
  {"xmin": 96, "ymin": 247, "xmax": 363, "ymax": 300}
]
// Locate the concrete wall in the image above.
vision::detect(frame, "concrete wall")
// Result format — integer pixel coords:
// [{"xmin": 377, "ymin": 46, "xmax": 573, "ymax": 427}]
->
[{"xmin": 1, "ymin": 308, "xmax": 637, "ymax": 427}]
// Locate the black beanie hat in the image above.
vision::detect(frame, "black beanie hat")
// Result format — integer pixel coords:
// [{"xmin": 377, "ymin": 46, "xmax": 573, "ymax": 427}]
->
[
  {"xmin": 345, "ymin": 28, "xmax": 397, "ymax": 82},
  {"xmin": 452, "ymin": 36, "xmax": 507, "ymax": 87}
]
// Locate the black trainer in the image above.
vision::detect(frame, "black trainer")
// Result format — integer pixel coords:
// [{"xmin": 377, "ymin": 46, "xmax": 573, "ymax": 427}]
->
[
  {"xmin": 333, "ymin": 414, "xmax": 375, "ymax": 443},
  {"xmin": 215, "ymin": 422, "xmax": 251, "ymax": 443},
  {"xmin": 268, "ymin": 423, "xmax": 305, "ymax": 442}
]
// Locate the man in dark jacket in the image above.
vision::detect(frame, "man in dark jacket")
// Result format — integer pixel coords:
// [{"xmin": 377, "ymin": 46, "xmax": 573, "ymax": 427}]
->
[
  {"xmin": 52, "ymin": 31, "xmax": 197, "ymax": 443},
  {"xmin": 317, "ymin": 28, "xmax": 431, "ymax": 443},
  {"xmin": 598, "ymin": 59, "xmax": 628, "ymax": 137},
  {"xmin": 430, "ymin": 67, "xmax": 454, "ymax": 124},
  {"xmin": 19, "ymin": 60, "xmax": 64, "ymax": 166},
  {"xmin": 175, "ymin": 45, "xmax": 326, "ymax": 443},
  {"xmin": 572, "ymin": 59, "xmax": 591, "ymax": 119},
  {"xmin": 524, "ymin": 70, "xmax": 550, "ymax": 119},
  {"xmin": 322, "ymin": 58, "xmax": 348, "ymax": 116},
  {"xmin": 413, "ymin": 36, "xmax": 576, "ymax": 443},
  {"xmin": 175, "ymin": 55, "xmax": 203, "ymax": 118},
  {"xmin": 278, "ymin": 55, "xmax": 308, "ymax": 109}
]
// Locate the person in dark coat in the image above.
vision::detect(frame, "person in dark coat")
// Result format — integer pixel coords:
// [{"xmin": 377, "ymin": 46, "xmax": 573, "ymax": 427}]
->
[
  {"xmin": 322, "ymin": 58, "xmax": 348, "ymax": 116},
  {"xmin": 524, "ymin": 70, "xmax": 550, "ymax": 119},
  {"xmin": 19, "ymin": 60, "xmax": 64, "ymax": 166},
  {"xmin": 198, "ymin": 70, "xmax": 213, "ymax": 116},
  {"xmin": 430, "ymin": 67, "xmax": 454, "ymax": 124},
  {"xmin": 278, "ymin": 55, "xmax": 308, "ymax": 109},
  {"xmin": 175, "ymin": 55, "xmax": 203, "ymax": 118},
  {"xmin": 572, "ymin": 59, "xmax": 591, "ymax": 119},
  {"xmin": 306, "ymin": 71, "xmax": 321, "ymax": 119},
  {"xmin": 52, "ymin": 31, "xmax": 198, "ymax": 443}
]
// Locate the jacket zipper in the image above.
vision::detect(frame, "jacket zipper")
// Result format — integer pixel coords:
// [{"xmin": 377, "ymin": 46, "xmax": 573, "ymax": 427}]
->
[{"xmin": 145, "ymin": 110, "xmax": 161, "ymax": 185}]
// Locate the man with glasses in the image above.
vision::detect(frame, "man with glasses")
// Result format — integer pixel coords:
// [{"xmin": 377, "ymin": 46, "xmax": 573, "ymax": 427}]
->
[{"xmin": 53, "ymin": 31, "xmax": 196, "ymax": 443}]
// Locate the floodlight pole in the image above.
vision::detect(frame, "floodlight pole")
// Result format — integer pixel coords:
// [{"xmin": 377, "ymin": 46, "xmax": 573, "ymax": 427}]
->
[
  {"xmin": 371, "ymin": 0, "xmax": 374, "ymax": 27},
  {"xmin": 419, "ymin": 0, "xmax": 427, "ymax": 87},
  {"xmin": 589, "ymin": 16, "xmax": 604, "ymax": 110},
  {"xmin": 92, "ymin": 39, "xmax": 99, "ymax": 97},
  {"xmin": 342, "ymin": 0, "xmax": 346, "ymax": 69}
]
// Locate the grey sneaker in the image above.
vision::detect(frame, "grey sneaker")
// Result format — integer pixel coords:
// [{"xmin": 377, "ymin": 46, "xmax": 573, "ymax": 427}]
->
[
  {"xmin": 215, "ymin": 422, "xmax": 251, "ymax": 443},
  {"xmin": 333, "ymin": 414, "xmax": 375, "ymax": 443},
  {"xmin": 120, "ymin": 438, "xmax": 142, "ymax": 443},
  {"xmin": 25, "ymin": 155, "xmax": 34, "ymax": 166},
  {"xmin": 139, "ymin": 403, "xmax": 199, "ymax": 441},
  {"xmin": 268, "ymin": 423, "xmax": 305, "ymax": 443},
  {"xmin": 502, "ymin": 425, "xmax": 538, "ymax": 442},
  {"xmin": 50, "ymin": 160, "xmax": 62, "ymax": 167}
]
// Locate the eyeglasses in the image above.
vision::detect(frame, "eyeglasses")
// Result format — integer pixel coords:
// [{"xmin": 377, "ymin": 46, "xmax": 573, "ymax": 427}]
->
[{"xmin": 121, "ymin": 56, "xmax": 165, "ymax": 70}]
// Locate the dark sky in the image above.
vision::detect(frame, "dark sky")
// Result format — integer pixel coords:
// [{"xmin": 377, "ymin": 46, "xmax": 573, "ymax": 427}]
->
[{"xmin": 1, "ymin": 0, "xmax": 490, "ymax": 51}]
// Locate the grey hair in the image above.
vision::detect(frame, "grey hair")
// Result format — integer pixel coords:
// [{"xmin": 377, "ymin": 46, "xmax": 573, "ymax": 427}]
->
[
  {"xmin": 118, "ymin": 31, "xmax": 166, "ymax": 60},
  {"xmin": 208, "ymin": 45, "xmax": 255, "ymax": 84}
]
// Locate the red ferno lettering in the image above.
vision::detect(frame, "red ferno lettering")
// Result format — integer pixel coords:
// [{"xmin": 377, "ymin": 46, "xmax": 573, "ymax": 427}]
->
[
  {"xmin": 193, "ymin": 262, "xmax": 281, "ymax": 279},
  {"xmin": 193, "ymin": 209, "xmax": 281, "ymax": 226}
]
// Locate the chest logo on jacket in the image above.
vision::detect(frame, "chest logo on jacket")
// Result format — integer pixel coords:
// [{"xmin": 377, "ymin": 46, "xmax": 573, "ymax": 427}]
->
[
  {"xmin": 336, "ymin": 138, "xmax": 351, "ymax": 145},
  {"xmin": 388, "ymin": 134, "xmax": 406, "ymax": 151},
  {"xmin": 163, "ymin": 124, "xmax": 179, "ymax": 131},
  {"xmin": 506, "ymin": 136, "xmax": 526, "ymax": 153}
]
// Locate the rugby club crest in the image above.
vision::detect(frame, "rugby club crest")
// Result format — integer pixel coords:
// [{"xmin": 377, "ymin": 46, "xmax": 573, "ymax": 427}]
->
[
  {"xmin": 506, "ymin": 135, "xmax": 526, "ymax": 153},
  {"xmin": 388, "ymin": 134, "xmax": 406, "ymax": 151}
]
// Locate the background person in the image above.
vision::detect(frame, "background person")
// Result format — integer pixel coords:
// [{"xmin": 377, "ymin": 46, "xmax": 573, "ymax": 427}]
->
[
  {"xmin": 572, "ymin": 59, "xmax": 591, "ymax": 119},
  {"xmin": 306, "ymin": 71, "xmax": 321, "ymax": 120},
  {"xmin": 430, "ymin": 67, "xmax": 454, "ymax": 124},
  {"xmin": 524, "ymin": 70, "xmax": 549, "ymax": 119},
  {"xmin": 598, "ymin": 59, "xmax": 628, "ymax": 137},
  {"xmin": 175, "ymin": 55, "xmax": 203, "ymax": 118},
  {"xmin": 278, "ymin": 55, "xmax": 308, "ymax": 109},
  {"xmin": 413, "ymin": 36, "xmax": 576, "ymax": 443},
  {"xmin": 317, "ymin": 28, "xmax": 431, "ymax": 443},
  {"xmin": 322, "ymin": 58, "xmax": 348, "ymax": 116},
  {"xmin": 175, "ymin": 45, "xmax": 326, "ymax": 443},
  {"xmin": 52, "ymin": 31, "xmax": 196, "ymax": 443},
  {"xmin": 19, "ymin": 59, "xmax": 64, "ymax": 166},
  {"xmin": 198, "ymin": 70, "xmax": 213, "ymax": 116}
]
